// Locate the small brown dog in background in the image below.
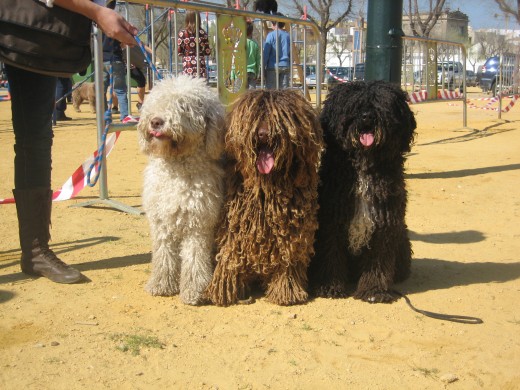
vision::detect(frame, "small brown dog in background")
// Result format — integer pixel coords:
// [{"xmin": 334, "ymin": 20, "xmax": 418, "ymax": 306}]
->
[{"xmin": 71, "ymin": 82, "xmax": 96, "ymax": 113}]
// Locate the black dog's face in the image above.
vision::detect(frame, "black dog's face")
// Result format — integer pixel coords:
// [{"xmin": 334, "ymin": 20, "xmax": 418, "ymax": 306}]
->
[
  {"xmin": 351, "ymin": 110, "xmax": 378, "ymax": 150},
  {"xmin": 321, "ymin": 81, "xmax": 416, "ymax": 154}
]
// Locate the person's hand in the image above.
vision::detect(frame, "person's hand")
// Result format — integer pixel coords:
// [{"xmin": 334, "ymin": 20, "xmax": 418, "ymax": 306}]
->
[{"xmin": 94, "ymin": 7, "xmax": 138, "ymax": 46}]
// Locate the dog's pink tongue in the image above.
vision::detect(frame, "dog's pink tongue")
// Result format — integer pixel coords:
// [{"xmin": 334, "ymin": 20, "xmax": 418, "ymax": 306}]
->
[
  {"xmin": 360, "ymin": 132, "xmax": 374, "ymax": 147},
  {"xmin": 256, "ymin": 147, "xmax": 274, "ymax": 174},
  {"xmin": 150, "ymin": 130, "xmax": 164, "ymax": 138}
]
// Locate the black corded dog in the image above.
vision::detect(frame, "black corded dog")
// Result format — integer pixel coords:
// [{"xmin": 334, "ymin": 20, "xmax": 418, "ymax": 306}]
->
[{"xmin": 309, "ymin": 80, "xmax": 416, "ymax": 303}]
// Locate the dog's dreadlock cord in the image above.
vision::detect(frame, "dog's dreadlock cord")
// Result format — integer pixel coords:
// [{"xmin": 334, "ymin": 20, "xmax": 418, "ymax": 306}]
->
[{"xmin": 392, "ymin": 290, "xmax": 483, "ymax": 324}]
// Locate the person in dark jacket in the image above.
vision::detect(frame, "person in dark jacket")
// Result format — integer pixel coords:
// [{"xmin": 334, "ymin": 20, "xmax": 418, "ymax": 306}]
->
[{"xmin": 1, "ymin": 0, "xmax": 137, "ymax": 284}]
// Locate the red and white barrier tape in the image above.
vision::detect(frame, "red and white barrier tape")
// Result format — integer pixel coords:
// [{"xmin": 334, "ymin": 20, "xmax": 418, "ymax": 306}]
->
[
  {"xmin": 408, "ymin": 89, "xmax": 462, "ymax": 104},
  {"xmin": 0, "ymin": 131, "xmax": 121, "ymax": 205},
  {"xmin": 502, "ymin": 95, "xmax": 518, "ymax": 112},
  {"xmin": 0, "ymin": 81, "xmax": 9, "ymax": 100},
  {"xmin": 437, "ymin": 89, "xmax": 461, "ymax": 100},
  {"xmin": 408, "ymin": 90, "xmax": 428, "ymax": 104},
  {"xmin": 325, "ymin": 69, "xmax": 350, "ymax": 83},
  {"xmin": 467, "ymin": 95, "xmax": 518, "ymax": 112}
]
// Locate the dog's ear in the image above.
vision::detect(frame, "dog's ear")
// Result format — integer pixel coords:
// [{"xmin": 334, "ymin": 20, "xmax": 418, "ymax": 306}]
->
[
  {"xmin": 380, "ymin": 82, "xmax": 417, "ymax": 154},
  {"xmin": 401, "ymin": 107, "xmax": 417, "ymax": 153},
  {"xmin": 393, "ymin": 88, "xmax": 417, "ymax": 153},
  {"xmin": 204, "ymin": 106, "xmax": 226, "ymax": 160},
  {"xmin": 136, "ymin": 118, "xmax": 149, "ymax": 154}
]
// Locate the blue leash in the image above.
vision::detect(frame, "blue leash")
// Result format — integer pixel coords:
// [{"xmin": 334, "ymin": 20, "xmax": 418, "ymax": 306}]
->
[
  {"xmin": 134, "ymin": 35, "xmax": 163, "ymax": 81},
  {"xmin": 86, "ymin": 65, "xmax": 114, "ymax": 187},
  {"xmin": 85, "ymin": 36, "xmax": 162, "ymax": 188}
]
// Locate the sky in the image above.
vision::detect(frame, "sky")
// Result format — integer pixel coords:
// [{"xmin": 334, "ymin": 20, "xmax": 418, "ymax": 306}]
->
[{"xmin": 279, "ymin": 0, "xmax": 516, "ymax": 30}]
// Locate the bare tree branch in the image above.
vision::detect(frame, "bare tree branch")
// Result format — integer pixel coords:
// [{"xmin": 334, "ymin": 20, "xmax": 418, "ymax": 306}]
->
[
  {"xmin": 405, "ymin": 0, "xmax": 447, "ymax": 37},
  {"xmin": 291, "ymin": 0, "xmax": 354, "ymax": 82},
  {"xmin": 494, "ymin": 0, "xmax": 520, "ymax": 23}
]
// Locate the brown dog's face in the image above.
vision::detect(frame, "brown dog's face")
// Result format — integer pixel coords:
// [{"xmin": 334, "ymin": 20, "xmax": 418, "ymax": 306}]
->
[
  {"xmin": 225, "ymin": 90, "xmax": 323, "ymax": 185},
  {"xmin": 255, "ymin": 121, "xmax": 275, "ymax": 175}
]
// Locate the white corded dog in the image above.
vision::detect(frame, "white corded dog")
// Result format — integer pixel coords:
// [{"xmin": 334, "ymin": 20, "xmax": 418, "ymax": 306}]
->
[{"xmin": 137, "ymin": 75, "xmax": 226, "ymax": 305}]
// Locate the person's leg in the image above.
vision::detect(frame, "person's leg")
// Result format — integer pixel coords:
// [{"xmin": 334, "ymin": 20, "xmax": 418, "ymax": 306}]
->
[
  {"xmin": 7, "ymin": 65, "xmax": 55, "ymax": 189},
  {"xmin": 6, "ymin": 64, "xmax": 83, "ymax": 283},
  {"xmin": 112, "ymin": 93, "xmax": 119, "ymax": 113},
  {"xmin": 111, "ymin": 61, "xmax": 128, "ymax": 120},
  {"xmin": 247, "ymin": 72, "xmax": 257, "ymax": 89},
  {"xmin": 137, "ymin": 87, "xmax": 145, "ymax": 104},
  {"xmin": 54, "ymin": 77, "xmax": 71, "ymax": 121},
  {"xmin": 135, "ymin": 68, "xmax": 146, "ymax": 104},
  {"xmin": 66, "ymin": 77, "xmax": 73, "ymax": 103},
  {"xmin": 104, "ymin": 62, "xmax": 120, "ymax": 113},
  {"xmin": 103, "ymin": 61, "xmax": 110, "ymax": 112},
  {"xmin": 266, "ymin": 69, "xmax": 276, "ymax": 89},
  {"xmin": 130, "ymin": 67, "xmax": 146, "ymax": 109},
  {"xmin": 280, "ymin": 68, "xmax": 290, "ymax": 89}
]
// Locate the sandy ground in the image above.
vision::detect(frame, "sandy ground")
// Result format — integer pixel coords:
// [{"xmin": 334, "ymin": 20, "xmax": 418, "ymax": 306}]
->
[{"xmin": 0, "ymin": 87, "xmax": 519, "ymax": 390}]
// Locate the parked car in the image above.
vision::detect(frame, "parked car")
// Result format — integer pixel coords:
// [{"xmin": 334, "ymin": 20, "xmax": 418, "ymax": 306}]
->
[
  {"xmin": 353, "ymin": 63, "xmax": 365, "ymax": 81},
  {"xmin": 326, "ymin": 66, "xmax": 353, "ymax": 87},
  {"xmin": 479, "ymin": 55, "xmax": 516, "ymax": 96},
  {"xmin": 207, "ymin": 64, "xmax": 217, "ymax": 86},
  {"xmin": 476, "ymin": 64, "xmax": 484, "ymax": 85},
  {"xmin": 466, "ymin": 69, "xmax": 477, "ymax": 87},
  {"xmin": 305, "ymin": 66, "xmax": 353, "ymax": 88},
  {"xmin": 305, "ymin": 66, "xmax": 328, "ymax": 88},
  {"xmin": 305, "ymin": 64, "xmax": 316, "ymax": 76},
  {"xmin": 305, "ymin": 72, "xmax": 319, "ymax": 88},
  {"xmin": 437, "ymin": 61, "xmax": 464, "ymax": 89}
]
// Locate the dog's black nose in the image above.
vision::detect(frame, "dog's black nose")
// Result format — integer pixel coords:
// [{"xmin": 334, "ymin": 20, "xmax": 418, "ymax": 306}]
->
[
  {"xmin": 361, "ymin": 112, "xmax": 370, "ymax": 123},
  {"xmin": 150, "ymin": 117, "xmax": 165, "ymax": 129},
  {"xmin": 257, "ymin": 126, "xmax": 269, "ymax": 143}
]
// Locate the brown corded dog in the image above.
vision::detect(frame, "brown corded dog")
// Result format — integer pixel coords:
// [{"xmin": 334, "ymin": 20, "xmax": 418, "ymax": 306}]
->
[{"xmin": 206, "ymin": 89, "xmax": 324, "ymax": 306}]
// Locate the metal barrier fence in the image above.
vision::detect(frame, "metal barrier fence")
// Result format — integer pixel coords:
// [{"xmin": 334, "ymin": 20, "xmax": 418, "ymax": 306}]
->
[
  {"xmin": 72, "ymin": 2, "xmax": 520, "ymax": 213},
  {"xmin": 478, "ymin": 53, "xmax": 519, "ymax": 119},
  {"xmin": 119, "ymin": 0, "xmax": 322, "ymax": 107},
  {"xmin": 401, "ymin": 35, "xmax": 468, "ymax": 127},
  {"xmin": 81, "ymin": 0, "xmax": 322, "ymax": 214}
]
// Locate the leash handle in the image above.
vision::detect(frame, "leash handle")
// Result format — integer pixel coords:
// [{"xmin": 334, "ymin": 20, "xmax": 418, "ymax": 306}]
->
[{"xmin": 393, "ymin": 290, "xmax": 484, "ymax": 325}]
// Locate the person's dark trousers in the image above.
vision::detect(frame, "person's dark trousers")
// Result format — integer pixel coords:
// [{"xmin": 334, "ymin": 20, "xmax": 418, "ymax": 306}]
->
[
  {"xmin": 54, "ymin": 77, "xmax": 72, "ymax": 120},
  {"xmin": 5, "ymin": 64, "xmax": 83, "ymax": 284},
  {"xmin": 5, "ymin": 64, "xmax": 55, "ymax": 189}
]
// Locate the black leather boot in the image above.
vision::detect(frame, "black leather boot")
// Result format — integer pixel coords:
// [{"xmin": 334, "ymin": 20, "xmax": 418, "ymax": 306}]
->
[{"xmin": 13, "ymin": 188, "xmax": 83, "ymax": 284}]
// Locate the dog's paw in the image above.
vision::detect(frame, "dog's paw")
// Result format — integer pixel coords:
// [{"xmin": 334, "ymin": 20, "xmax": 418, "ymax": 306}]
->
[
  {"xmin": 313, "ymin": 280, "xmax": 349, "ymax": 299},
  {"xmin": 206, "ymin": 285, "xmax": 241, "ymax": 307},
  {"xmin": 266, "ymin": 288, "xmax": 308, "ymax": 306},
  {"xmin": 180, "ymin": 289, "xmax": 209, "ymax": 306},
  {"xmin": 353, "ymin": 288, "xmax": 398, "ymax": 304},
  {"xmin": 145, "ymin": 282, "xmax": 179, "ymax": 297}
]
